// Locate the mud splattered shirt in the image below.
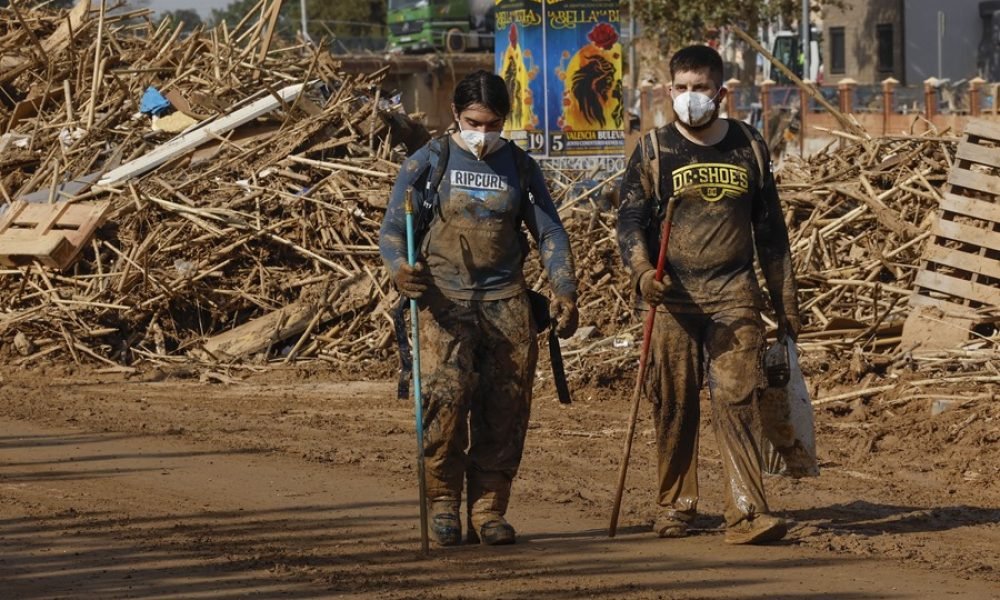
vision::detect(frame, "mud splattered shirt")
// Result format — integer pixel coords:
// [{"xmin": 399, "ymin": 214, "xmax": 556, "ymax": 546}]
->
[
  {"xmin": 380, "ymin": 138, "xmax": 577, "ymax": 301},
  {"xmin": 616, "ymin": 120, "xmax": 799, "ymax": 317}
]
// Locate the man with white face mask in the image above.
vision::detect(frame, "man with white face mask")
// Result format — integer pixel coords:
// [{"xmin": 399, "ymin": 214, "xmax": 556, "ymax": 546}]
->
[{"xmin": 616, "ymin": 45, "xmax": 801, "ymax": 545}]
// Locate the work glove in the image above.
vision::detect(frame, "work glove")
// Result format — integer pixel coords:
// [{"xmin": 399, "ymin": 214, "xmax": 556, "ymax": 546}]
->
[
  {"xmin": 776, "ymin": 312, "xmax": 802, "ymax": 341},
  {"xmin": 551, "ymin": 295, "xmax": 579, "ymax": 339},
  {"xmin": 638, "ymin": 268, "xmax": 669, "ymax": 306},
  {"xmin": 394, "ymin": 262, "xmax": 431, "ymax": 299}
]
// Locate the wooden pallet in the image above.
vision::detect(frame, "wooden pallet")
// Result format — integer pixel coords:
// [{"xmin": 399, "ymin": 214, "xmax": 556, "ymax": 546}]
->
[
  {"xmin": 0, "ymin": 200, "xmax": 111, "ymax": 270},
  {"xmin": 902, "ymin": 119, "xmax": 1000, "ymax": 349}
]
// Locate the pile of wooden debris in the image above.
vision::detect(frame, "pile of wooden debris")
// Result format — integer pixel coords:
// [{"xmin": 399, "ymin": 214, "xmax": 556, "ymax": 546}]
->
[
  {"xmin": 2, "ymin": 2, "xmax": 997, "ymax": 405},
  {"xmin": 0, "ymin": 0, "xmax": 424, "ymax": 368}
]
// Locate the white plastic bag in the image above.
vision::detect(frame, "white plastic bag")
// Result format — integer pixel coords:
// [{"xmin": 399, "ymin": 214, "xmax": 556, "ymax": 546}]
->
[{"xmin": 759, "ymin": 339, "xmax": 819, "ymax": 478}]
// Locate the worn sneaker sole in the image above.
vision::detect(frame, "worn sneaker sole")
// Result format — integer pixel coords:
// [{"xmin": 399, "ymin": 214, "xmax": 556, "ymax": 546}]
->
[{"xmin": 724, "ymin": 520, "xmax": 788, "ymax": 545}]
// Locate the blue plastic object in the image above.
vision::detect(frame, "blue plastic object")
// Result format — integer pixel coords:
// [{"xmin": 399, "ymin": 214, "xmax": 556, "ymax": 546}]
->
[{"xmin": 140, "ymin": 86, "xmax": 172, "ymax": 117}]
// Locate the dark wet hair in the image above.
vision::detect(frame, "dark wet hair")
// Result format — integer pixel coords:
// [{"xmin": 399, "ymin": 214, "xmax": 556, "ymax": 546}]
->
[
  {"xmin": 669, "ymin": 45, "xmax": 724, "ymax": 89},
  {"xmin": 453, "ymin": 69, "xmax": 511, "ymax": 119}
]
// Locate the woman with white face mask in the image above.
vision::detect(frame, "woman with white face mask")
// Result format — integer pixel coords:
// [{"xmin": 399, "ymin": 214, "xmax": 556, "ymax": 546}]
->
[
  {"xmin": 379, "ymin": 70, "xmax": 579, "ymax": 548},
  {"xmin": 616, "ymin": 45, "xmax": 801, "ymax": 546}
]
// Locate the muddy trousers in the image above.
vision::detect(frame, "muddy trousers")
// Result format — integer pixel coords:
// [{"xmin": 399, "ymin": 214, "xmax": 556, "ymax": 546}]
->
[
  {"xmin": 645, "ymin": 307, "xmax": 770, "ymax": 528},
  {"xmin": 417, "ymin": 292, "xmax": 538, "ymax": 521}
]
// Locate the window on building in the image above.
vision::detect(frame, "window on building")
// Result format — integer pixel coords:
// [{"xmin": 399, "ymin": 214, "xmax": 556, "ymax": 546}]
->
[
  {"xmin": 830, "ymin": 27, "xmax": 845, "ymax": 74},
  {"xmin": 876, "ymin": 24, "xmax": 894, "ymax": 72}
]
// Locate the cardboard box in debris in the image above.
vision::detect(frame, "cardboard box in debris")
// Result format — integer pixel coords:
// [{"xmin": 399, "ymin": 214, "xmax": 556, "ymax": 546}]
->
[{"xmin": 0, "ymin": 0, "xmax": 998, "ymax": 376}]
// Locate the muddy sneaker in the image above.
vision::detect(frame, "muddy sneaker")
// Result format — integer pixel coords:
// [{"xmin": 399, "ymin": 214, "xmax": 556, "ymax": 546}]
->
[
  {"xmin": 652, "ymin": 515, "xmax": 688, "ymax": 538},
  {"xmin": 429, "ymin": 499, "xmax": 462, "ymax": 546},
  {"xmin": 469, "ymin": 512, "xmax": 516, "ymax": 546},
  {"xmin": 724, "ymin": 514, "xmax": 787, "ymax": 545}
]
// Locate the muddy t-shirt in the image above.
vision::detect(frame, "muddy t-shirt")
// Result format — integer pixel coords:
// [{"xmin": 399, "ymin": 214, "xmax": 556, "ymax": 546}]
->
[
  {"xmin": 380, "ymin": 138, "xmax": 577, "ymax": 301},
  {"xmin": 617, "ymin": 120, "xmax": 796, "ymax": 314}
]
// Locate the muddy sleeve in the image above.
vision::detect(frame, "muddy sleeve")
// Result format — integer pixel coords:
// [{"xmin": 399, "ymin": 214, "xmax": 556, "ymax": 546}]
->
[
  {"xmin": 616, "ymin": 145, "xmax": 656, "ymax": 287},
  {"xmin": 379, "ymin": 147, "xmax": 432, "ymax": 277},
  {"xmin": 522, "ymin": 158, "xmax": 578, "ymax": 299},
  {"xmin": 751, "ymin": 143, "xmax": 801, "ymax": 323}
]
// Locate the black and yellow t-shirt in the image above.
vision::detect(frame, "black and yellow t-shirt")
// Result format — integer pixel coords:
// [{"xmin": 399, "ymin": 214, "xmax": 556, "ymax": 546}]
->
[{"xmin": 617, "ymin": 120, "xmax": 796, "ymax": 315}]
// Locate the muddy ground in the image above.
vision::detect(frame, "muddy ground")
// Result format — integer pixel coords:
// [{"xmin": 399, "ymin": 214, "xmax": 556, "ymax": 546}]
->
[{"xmin": 0, "ymin": 364, "xmax": 997, "ymax": 599}]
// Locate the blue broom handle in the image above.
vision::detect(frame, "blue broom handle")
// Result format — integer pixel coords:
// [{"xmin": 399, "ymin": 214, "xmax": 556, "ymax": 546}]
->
[{"xmin": 404, "ymin": 189, "xmax": 429, "ymax": 554}]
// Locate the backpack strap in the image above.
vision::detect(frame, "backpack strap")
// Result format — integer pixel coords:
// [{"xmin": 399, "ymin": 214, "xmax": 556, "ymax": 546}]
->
[
  {"xmin": 734, "ymin": 120, "xmax": 767, "ymax": 191},
  {"xmin": 510, "ymin": 142, "xmax": 534, "ymax": 217},
  {"xmin": 642, "ymin": 128, "xmax": 662, "ymax": 205},
  {"xmin": 409, "ymin": 134, "xmax": 451, "ymax": 249}
]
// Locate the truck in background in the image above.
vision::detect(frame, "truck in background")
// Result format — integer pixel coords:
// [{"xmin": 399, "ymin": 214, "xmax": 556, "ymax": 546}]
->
[
  {"xmin": 764, "ymin": 29, "xmax": 823, "ymax": 84},
  {"xmin": 387, "ymin": 0, "xmax": 495, "ymax": 53}
]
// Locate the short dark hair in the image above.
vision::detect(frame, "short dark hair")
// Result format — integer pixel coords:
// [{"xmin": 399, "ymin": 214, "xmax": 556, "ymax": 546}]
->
[
  {"xmin": 669, "ymin": 45, "xmax": 724, "ymax": 88},
  {"xmin": 453, "ymin": 69, "xmax": 511, "ymax": 119}
]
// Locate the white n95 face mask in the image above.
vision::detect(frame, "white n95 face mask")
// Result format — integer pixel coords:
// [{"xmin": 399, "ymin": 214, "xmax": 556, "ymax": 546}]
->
[
  {"xmin": 459, "ymin": 124, "xmax": 504, "ymax": 159},
  {"xmin": 672, "ymin": 89, "xmax": 721, "ymax": 128}
]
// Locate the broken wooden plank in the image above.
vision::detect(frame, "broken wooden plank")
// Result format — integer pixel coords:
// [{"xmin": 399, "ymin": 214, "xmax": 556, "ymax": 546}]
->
[
  {"xmin": 198, "ymin": 300, "xmax": 318, "ymax": 360},
  {"xmin": 97, "ymin": 82, "xmax": 310, "ymax": 185},
  {"xmin": 913, "ymin": 270, "xmax": 1000, "ymax": 307}
]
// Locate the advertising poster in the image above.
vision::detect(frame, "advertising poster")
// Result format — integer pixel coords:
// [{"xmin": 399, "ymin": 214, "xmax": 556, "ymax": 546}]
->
[
  {"xmin": 494, "ymin": 0, "xmax": 547, "ymax": 153},
  {"xmin": 544, "ymin": 0, "xmax": 624, "ymax": 157}
]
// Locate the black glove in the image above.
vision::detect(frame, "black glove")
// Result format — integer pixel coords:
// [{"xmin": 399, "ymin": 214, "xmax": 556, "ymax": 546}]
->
[
  {"xmin": 638, "ymin": 268, "xmax": 669, "ymax": 305},
  {"xmin": 551, "ymin": 295, "xmax": 579, "ymax": 339},
  {"xmin": 394, "ymin": 262, "xmax": 431, "ymax": 299}
]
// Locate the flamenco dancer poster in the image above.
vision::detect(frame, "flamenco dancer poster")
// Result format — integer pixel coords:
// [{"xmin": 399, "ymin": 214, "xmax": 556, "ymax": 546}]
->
[
  {"xmin": 494, "ymin": 0, "xmax": 545, "ymax": 153},
  {"xmin": 546, "ymin": 0, "xmax": 624, "ymax": 156}
]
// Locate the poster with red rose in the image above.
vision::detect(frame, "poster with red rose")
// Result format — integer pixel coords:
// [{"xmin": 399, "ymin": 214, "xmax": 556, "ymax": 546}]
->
[
  {"xmin": 494, "ymin": 0, "xmax": 547, "ymax": 154},
  {"xmin": 545, "ymin": 0, "xmax": 624, "ymax": 157}
]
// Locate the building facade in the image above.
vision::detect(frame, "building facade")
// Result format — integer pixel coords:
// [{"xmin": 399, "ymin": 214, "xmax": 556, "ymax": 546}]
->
[
  {"xmin": 822, "ymin": 0, "xmax": 996, "ymax": 85},
  {"xmin": 822, "ymin": 0, "xmax": 905, "ymax": 84}
]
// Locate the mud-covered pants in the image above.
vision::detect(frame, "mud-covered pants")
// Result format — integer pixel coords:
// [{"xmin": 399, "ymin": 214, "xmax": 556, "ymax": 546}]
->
[
  {"xmin": 418, "ymin": 291, "xmax": 538, "ymax": 520},
  {"xmin": 645, "ymin": 306, "xmax": 770, "ymax": 528}
]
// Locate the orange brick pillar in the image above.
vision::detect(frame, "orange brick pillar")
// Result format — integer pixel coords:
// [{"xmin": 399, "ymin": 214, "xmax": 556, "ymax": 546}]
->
[
  {"xmin": 799, "ymin": 79, "xmax": 812, "ymax": 157},
  {"xmin": 969, "ymin": 77, "xmax": 985, "ymax": 117},
  {"xmin": 882, "ymin": 77, "xmax": 898, "ymax": 135},
  {"xmin": 924, "ymin": 77, "xmax": 938, "ymax": 121},
  {"xmin": 724, "ymin": 77, "xmax": 740, "ymax": 121},
  {"xmin": 838, "ymin": 78, "xmax": 856, "ymax": 115},
  {"xmin": 760, "ymin": 79, "xmax": 774, "ymax": 144}
]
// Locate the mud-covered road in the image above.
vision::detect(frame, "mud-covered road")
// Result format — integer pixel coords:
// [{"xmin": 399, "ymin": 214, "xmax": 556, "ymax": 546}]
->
[{"xmin": 1, "ymin": 369, "xmax": 997, "ymax": 598}]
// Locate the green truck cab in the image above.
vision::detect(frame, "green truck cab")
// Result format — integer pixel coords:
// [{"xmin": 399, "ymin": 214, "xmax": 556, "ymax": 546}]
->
[{"xmin": 387, "ymin": 0, "xmax": 494, "ymax": 53}]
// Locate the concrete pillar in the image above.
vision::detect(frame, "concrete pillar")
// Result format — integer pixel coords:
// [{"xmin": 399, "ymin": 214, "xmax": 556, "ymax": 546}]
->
[
  {"xmin": 882, "ymin": 77, "xmax": 898, "ymax": 135},
  {"xmin": 724, "ymin": 77, "xmax": 741, "ymax": 121},
  {"xmin": 924, "ymin": 77, "xmax": 939, "ymax": 121},
  {"xmin": 837, "ymin": 78, "xmax": 857, "ymax": 115},
  {"xmin": 969, "ymin": 77, "xmax": 985, "ymax": 117},
  {"xmin": 760, "ymin": 79, "xmax": 774, "ymax": 144}
]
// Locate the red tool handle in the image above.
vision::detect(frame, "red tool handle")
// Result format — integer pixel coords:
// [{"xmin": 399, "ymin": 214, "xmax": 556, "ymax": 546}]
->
[{"xmin": 609, "ymin": 195, "xmax": 679, "ymax": 537}]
